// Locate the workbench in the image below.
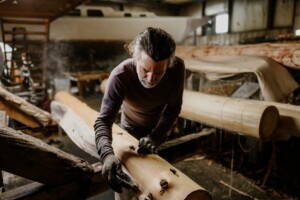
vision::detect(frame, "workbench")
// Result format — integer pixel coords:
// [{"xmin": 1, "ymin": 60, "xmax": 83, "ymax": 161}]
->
[{"xmin": 66, "ymin": 71, "xmax": 109, "ymax": 98}]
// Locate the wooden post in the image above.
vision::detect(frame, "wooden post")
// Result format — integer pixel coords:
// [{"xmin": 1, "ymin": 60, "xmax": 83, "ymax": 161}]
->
[{"xmin": 52, "ymin": 91, "xmax": 212, "ymax": 200}]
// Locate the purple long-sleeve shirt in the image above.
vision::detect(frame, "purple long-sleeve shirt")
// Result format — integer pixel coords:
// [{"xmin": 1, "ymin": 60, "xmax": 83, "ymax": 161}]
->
[{"xmin": 94, "ymin": 57, "xmax": 185, "ymax": 162}]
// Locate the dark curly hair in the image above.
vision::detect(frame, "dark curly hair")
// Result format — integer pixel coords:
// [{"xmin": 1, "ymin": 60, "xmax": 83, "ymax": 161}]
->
[{"xmin": 125, "ymin": 27, "xmax": 176, "ymax": 68}]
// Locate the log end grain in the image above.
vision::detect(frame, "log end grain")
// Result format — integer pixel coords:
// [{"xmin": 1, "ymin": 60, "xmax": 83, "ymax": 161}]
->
[
  {"xmin": 259, "ymin": 105, "xmax": 280, "ymax": 141},
  {"xmin": 292, "ymin": 50, "xmax": 300, "ymax": 67},
  {"xmin": 184, "ymin": 190, "xmax": 212, "ymax": 200}
]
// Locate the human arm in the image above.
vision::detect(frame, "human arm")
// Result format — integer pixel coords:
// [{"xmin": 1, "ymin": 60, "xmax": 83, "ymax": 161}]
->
[{"xmin": 94, "ymin": 73, "xmax": 127, "ymax": 192}]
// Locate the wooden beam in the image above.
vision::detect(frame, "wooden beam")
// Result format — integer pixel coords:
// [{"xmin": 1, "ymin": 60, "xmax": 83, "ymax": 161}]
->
[
  {"xmin": 1, "ymin": 19, "xmax": 47, "ymax": 25},
  {"xmin": 1, "ymin": 164, "xmax": 107, "ymax": 200},
  {"xmin": 176, "ymin": 43, "xmax": 300, "ymax": 69},
  {"xmin": 180, "ymin": 90, "xmax": 280, "ymax": 141},
  {"xmin": 159, "ymin": 128, "xmax": 215, "ymax": 163},
  {"xmin": 0, "ymin": 86, "xmax": 53, "ymax": 128},
  {"xmin": 0, "ymin": 126, "xmax": 93, "ymax": 185},
  {"xmin": 0, "ymin": 98, "xmax": 41, "ymax": 128}
]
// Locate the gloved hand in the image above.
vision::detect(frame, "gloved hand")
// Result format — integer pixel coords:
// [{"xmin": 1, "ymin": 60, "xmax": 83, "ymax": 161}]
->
[
  {"xmin": 137, "ymin": 136, "xmax": 157, "ymax": 154},
  {"xmin": 101, "ymin": 154, "xmax": 134, "ymax": 193}
]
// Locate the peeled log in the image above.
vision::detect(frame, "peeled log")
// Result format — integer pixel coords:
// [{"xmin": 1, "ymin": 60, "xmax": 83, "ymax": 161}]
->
[
  {"xmin": 258, "ymin": 101, "xmax": 300, "ymax": 139},
  {"xmin": 180, "ymin": 90, "xmax": 279, "ymax": 141},
  {"xmin": 52, "ymin": 91, "xmax": 211, "ymax": 200},
  {"xmin": 176, "ymin": 43, "xmax": 300, "ymax": 69}
]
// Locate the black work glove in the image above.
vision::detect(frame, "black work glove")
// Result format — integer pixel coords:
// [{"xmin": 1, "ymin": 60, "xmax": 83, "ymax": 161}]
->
[
  {"xmin": 101, "ymin": 154, "xmax": 134, "ymax": 193},
  {"xmin": 137, "ymin": 136, "xmax": 157, "ymax": 154}
]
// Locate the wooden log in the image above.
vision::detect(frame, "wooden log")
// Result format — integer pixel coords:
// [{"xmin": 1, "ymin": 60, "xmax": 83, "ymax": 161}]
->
[
  {"xmin": 158, "ymin": 128, "xmax": 215, "ymax": 163},
  {"xmin": 176, "ymin": 43, "xmax": 300, "ymax": 69},
  {"xmin": 183, "ymin": 55, "xmax": 299, "ymax": 102},
  {"xmin": 180, "ymin": 90, "xmax": 279, "ymax": 141},
  {"xmin": 0, "ymin": 126, "xmax": 93, "ymax": 185},
  {"xmin": 258, "ymin": 101, "xmax": 300, "ymax": 139},
  {"xmin": 0, "ymin": 99, "xmax": 41, "ymax": 128},
  {"xmin": 0, "ymin": 86, "xmax": 53, "ymax": 128},
  {"xmin": 1, "ymin": 163, "xmax": 107, "ymax": 200},
  {"xmin": 52, "ymin": 91, "xmax": 212, "ymax": 200}
]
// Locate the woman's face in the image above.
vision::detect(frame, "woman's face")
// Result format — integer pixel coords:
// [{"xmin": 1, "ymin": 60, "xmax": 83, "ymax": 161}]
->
[{"xmin": 136, "ymin": 51, "xmax": 168, "ymax": 89}]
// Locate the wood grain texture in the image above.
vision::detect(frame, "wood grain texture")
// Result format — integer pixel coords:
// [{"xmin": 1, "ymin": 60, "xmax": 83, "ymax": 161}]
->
[
  {"xmin": 176, "ymin": 43, "xmax": 300, "ymax": 69},
  {"xmin": 180, "ymin": 90, "xmax": 279, "ymax": 141},
  {"xmin": 0, "ymin": 126, "xmax": 93, "ymax": 185}
]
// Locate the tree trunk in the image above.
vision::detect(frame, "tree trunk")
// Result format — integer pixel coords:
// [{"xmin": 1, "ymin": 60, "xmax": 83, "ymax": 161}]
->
[
  {"xmin": 180, "ymin": 90, "xmax": 279, "ymax": 141},
  {"xmin": 52, "ymin": 91, "xmax": 212, "ymax": 200},
  {"xmin": 0, "ymin": 126, "xmax": 93, "ymax": 185},
  {"xmin": 176, "ymin": 43, "xmax": 300, "ymax": 69}
]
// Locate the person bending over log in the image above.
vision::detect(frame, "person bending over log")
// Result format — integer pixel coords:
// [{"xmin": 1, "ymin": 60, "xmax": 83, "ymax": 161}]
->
[{"xmin": 94, "ymin": 27, "xmax": 185, "ymax": 199}]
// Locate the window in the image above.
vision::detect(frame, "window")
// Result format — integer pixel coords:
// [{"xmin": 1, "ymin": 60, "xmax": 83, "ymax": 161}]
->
[
  {"xmin": 67, "ymin": 9, "xmax": 81, "ymax": 16},
  {"xmin": 87, "ymin": 9, "xmax": 104, "ymax": 17},
  {"xmin": 215, "ymin": 13, "xmax": 229, "ymax": 34}
]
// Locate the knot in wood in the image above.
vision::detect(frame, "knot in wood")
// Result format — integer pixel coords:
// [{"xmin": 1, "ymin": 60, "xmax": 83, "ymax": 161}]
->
[
  {"xmin": 129, "ymin": 145, "xmax": 135, "ymax": 151},
  {"xmin": 160, "ymin": 179, "xmax": 168, "ymax": 190}
]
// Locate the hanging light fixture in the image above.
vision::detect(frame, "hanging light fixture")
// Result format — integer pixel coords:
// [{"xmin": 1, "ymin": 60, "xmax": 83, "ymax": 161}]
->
[
  {"xmin": 0, "ymin": 0, "xmax": 6, "ymax": 3},
  {"xmin": 12, "ymin": 0, "xmax": 18, "ymax": 4}
]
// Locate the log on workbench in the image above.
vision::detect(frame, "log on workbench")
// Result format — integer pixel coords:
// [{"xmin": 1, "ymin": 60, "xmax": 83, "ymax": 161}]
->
[
  {"xmin": 181, "ymin": 90, "xmax": 280, "ymax": 141},
  {"xmin": 0, "ymin": 126, "xmax": 93, "ymax": 185},
  {"xmin": 0, "ymin": 86, "xmax": 53, "ymax": 128},
  {"xmin": 51, "ymin": 91, "xmax": 212, "ymax": 200},
  {"xmin": 176, "ymin": 43, "xmax": 300, "ymax": 69}
]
